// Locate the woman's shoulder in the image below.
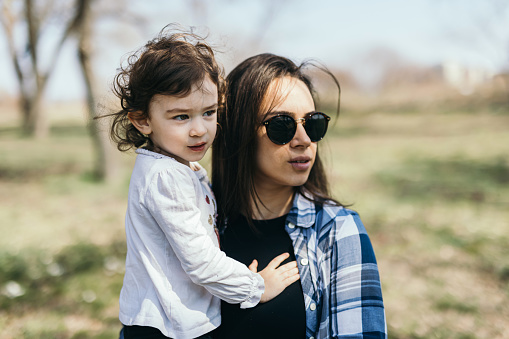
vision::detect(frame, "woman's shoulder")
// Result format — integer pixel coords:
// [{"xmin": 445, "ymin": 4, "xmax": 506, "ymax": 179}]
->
[
  {"xmin": 319, "ymin": 202, "xmax": 367, "ymax": 235},
  {"xmin": 321, "ymin": 200, "xmax": 359, "ymax": 218},
  {"xmin": 292, "ymin": 192, "xmax": 361, "ymax": 229}
]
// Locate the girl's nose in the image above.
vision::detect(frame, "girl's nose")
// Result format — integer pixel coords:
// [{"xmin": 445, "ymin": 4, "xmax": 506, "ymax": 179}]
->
[{"xmin": 190, "ymin": 117, "xmax": 207, "ymax": 136}]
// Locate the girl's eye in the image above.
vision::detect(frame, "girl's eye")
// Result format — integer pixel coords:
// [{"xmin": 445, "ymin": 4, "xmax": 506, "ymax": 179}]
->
[
  {"xmin": 203, "ymin": 110, "xmax": 216, "ymax": 117},
  {"xmin": 174, "ymin": 114, "xmax": 189, "ymax": 121}
]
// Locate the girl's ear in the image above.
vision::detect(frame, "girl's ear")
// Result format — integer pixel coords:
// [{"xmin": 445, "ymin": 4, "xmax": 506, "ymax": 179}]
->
[{"xmin": 128, "ymin": 111, "xmax": 152, "ymax": 135}]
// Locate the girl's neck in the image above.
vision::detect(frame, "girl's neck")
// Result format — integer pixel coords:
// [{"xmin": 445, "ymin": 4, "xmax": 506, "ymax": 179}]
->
[
  {"xmin": 251, "ymin": 184, "xmax": 294, "ymax": 220},
  {"xmin": 145, "ymin": 145, "xmax": 190, "ymax": 167}
]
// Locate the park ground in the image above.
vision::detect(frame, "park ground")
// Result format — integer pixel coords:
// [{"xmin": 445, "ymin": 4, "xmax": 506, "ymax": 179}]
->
[{"xmin": 0, "ymin": 93, "xmax": 508, "ymax": 338}]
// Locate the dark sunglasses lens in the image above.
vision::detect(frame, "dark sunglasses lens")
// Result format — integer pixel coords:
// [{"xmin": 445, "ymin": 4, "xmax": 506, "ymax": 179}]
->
[
  {"xmin": 266, "ymin": 116, "xmax": 296, "ymax": 145},
  {"xmin": 305, "ymin": 113, "xmax": 329, "ymax": 142}
]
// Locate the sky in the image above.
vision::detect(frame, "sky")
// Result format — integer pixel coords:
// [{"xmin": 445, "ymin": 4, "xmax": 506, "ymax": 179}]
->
[{"xmin": 0, "ymin": 0, "xmax": 507, "ymax": 101}]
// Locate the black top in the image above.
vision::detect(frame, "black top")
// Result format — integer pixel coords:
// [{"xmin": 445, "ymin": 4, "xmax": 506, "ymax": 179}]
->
[{"xmin": 215, "ymin": 214, "xmax": 306, "ymax": 339}]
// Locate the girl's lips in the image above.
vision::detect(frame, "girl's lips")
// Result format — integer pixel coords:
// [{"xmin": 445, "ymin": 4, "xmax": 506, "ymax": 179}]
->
[{"xmin": 188, "ymin": 142, "xmax": 206, "ymax": 152}]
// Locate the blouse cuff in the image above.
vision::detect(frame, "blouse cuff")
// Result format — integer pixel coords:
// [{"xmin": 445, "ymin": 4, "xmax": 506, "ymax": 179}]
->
[{"xmin": 239, "ymin": 272, "xmax": 265, "ymax": 309}]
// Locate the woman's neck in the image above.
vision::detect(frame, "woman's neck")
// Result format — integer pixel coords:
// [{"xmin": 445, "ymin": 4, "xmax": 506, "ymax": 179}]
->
[{"xmin": 251, "ymin": 185, "xmax": 294, "ymax": 220}]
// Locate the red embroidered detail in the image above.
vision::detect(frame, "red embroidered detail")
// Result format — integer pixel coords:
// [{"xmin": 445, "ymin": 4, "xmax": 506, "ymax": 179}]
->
[{"xmin": 206, "ymin": 196, "xmax": 210, "ymax": 204}]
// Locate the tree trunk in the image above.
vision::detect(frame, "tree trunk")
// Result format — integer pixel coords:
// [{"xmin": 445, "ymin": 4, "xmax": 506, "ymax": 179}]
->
[
  {"xmin": 77, "ymin": 0, "xmax": 118, "ymax": 182},
  {"xmin": 1, "ymin": 0, "xmax": 72, "ymax": 138},
  {"xmin": 22, "ymin": 90, "xmax": 48, "ymax": 138}
]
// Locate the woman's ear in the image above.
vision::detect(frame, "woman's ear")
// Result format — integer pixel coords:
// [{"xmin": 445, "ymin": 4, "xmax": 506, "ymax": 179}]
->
[{"xmin": 128, "ymin": 111, "xmax": 152, "ymax": 135}]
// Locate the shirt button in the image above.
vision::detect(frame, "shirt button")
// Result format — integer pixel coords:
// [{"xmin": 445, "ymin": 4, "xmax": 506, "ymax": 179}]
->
[
  {"xmin": 310, "ymin": 302, "xmax": 316, "ymax": 311},
  {"xmin": 300, "ymin": 258, "xmax": 309, "ymax": 266},
  {"xmin": 287, "ymin": 222, "xmax": 295, "ymax": 229}
]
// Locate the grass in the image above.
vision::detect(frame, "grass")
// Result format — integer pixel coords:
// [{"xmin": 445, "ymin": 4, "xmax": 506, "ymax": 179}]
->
[
  {"xmin": 324, "ymin": 104, "xmax": 509, "ymax": 338},
  {"xmin": 0, "ymin": 99, "xmax": 508, "ymax": 338},
  {"xmin": 377, "ymin": 155, "xmax": 509, "ymax": 204}
]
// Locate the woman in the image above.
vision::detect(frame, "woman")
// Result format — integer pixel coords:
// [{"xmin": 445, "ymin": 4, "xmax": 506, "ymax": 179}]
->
[{"xmin": 212, "ymin": 53, "xmax": 387, "ymax": 339}]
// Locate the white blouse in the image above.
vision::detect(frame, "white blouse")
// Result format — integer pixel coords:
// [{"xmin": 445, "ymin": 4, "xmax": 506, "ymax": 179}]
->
[{"xmin": 119, "ymin": 149, "xmax": 264, "ymax": 339}]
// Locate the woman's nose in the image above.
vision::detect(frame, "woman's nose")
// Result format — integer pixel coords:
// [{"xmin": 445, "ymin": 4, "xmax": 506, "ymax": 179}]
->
[{"xmin": 290, "ymin": 121, "xmax": 311, "ymax": 147}]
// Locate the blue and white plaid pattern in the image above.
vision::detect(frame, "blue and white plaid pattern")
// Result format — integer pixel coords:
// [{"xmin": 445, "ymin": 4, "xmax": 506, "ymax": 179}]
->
[{"xmin": 285, "ymin": 193, "xmax": 387, "ymax": 339}]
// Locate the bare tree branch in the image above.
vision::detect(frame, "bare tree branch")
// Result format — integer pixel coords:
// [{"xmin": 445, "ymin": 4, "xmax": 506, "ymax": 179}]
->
[
  {"xmin": 0, "ymin": 1, "xmax": 26, "ymax": 97},
  {"xmin": 0, "ymin": 0, "xmax": 81, "ymax": 137}
]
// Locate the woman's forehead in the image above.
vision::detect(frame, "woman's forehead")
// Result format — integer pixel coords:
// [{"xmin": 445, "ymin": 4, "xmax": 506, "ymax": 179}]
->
[{"xmin": 262, "ymin": 77, "xmax": 314, "ymax": 114}]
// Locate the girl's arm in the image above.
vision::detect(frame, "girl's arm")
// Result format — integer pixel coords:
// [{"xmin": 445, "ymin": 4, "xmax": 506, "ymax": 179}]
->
[{"xmin": 145, "ymin": 167, "xmax": 297, "ymax": 308}]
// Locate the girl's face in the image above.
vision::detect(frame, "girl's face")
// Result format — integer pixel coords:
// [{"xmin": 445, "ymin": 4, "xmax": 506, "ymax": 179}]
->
[
  {"xmin": 254, "ymin": 77, "xmax": 317, "ymax": 191},
  {"xmin": 133, "ymin": 77, "xmax": 218, "ymax": 166}
]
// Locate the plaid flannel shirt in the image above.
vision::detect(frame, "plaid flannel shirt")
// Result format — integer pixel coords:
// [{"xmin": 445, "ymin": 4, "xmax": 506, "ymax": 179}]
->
[
  {"xmin": 119, "ymin": 191, "xmax": 387, "ymax": 339},
  {"xmin": 286, "ymin": 192, "xmax": 387, "ymax": 339}
]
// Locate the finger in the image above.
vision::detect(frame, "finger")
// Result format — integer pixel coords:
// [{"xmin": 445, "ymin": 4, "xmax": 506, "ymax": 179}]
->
[
  {"xmin": 283, "ymin": 267, "xmax": 300, "ymax": 279},
  {"xmin": 275, "ymin": 260, "xmax": 297, "ymax": 272},
  {"xmin": 266, "ymin": 253, "xmax": 290, "ymax": 269},
  {"xmin": 283, "ymin": 272, "xmax": 300, "ymax": 286},
  {"xmin": 283, "ymin": 274, "xmax": 300, "ymax": 287},
  {"xmin": 248, "ymin": 259, "xmax": 258, "ymax": 273}
]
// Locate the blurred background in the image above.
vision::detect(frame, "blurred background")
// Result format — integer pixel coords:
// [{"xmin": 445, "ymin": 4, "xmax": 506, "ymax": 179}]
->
[{"xmin": 0, "ymin": 0, "xmax": 508, "ymax": 338}]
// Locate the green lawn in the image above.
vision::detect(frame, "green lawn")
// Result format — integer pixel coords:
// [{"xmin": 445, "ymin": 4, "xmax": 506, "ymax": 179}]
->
[{"xmin": 0, "ymin": 101, "xmax": 508, "ymax": 338}]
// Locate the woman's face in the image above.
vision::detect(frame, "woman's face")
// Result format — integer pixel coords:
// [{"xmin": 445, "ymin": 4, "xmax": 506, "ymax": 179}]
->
[{"xmin": 254, "ymin": 76, "xmax": 317, "ymax": 191}]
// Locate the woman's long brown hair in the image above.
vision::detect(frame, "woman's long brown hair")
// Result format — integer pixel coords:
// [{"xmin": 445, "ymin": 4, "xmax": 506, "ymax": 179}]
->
[{"xmin": 212, "ymin": 53, "xmax": 343, "ymax": 230}]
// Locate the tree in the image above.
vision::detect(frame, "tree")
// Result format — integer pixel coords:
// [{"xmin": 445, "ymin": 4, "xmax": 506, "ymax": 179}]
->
[
  {"xmin": 0, "ymin": 0, "xmax": 120, "ymax": 179},
  {"xmin": 439, "ymin": 0, "xmax": 509, "ymax": 101},
  {"xmin": 71, "ymin": 0, "xmax": 118, "ymax": 181},
  {"xmin": 0, "ymin": 0, "xmax": 76, "ymax": 138}
]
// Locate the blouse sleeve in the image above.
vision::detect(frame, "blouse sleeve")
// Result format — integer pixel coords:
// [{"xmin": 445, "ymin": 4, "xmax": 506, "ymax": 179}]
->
[
  {"xmin": 331, "ymin": 211, "xmax": 387, "ymax": 338},
  {"xmin": 144, "ymin": 166, "xmax": 264, "ymax": 309}
]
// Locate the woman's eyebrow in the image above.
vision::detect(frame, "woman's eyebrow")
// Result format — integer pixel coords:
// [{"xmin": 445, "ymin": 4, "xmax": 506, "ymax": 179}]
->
[
  {"xmin": 264, "ymin": 110, "xmax": 316, "ymax": 119},
  {"xmin": 264, "ymin": 111, "xmax": 294, "ymax": 119}
]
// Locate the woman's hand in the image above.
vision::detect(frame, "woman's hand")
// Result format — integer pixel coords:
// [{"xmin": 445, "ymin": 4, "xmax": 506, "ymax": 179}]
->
[{"xmin": 249, "ymin": 253, "xmax": 300, "ymax": 303}]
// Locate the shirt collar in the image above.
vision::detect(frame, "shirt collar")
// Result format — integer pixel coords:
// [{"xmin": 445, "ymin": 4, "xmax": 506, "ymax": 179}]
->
[
  {"xmin": 135, "ymin": 148, "xmax": 207, "ymax": 180},
  {"xmin": 136, "ymin": 148, "xmax": 172, "ymax": 159},
  {"xmin": 286, "ymin": 191, "xmax": 316, "ymax": 228}
]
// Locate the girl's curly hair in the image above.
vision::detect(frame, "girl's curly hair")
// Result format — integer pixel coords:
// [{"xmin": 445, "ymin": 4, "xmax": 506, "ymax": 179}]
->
[{"xmin": 108, "ymin": 25, "xmax": 224, "ymax": 152}]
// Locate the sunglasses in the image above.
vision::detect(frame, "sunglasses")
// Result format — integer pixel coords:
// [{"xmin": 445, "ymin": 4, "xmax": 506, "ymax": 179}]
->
[{"xmin": 261, "ymin": 112, "xmax": 331, "ymax": 145}]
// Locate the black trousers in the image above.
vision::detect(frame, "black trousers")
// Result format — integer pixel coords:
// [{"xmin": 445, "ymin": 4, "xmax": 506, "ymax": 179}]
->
[{"xmin": 122, "ymin": 325, "xmax": 216, "ymax": 339}]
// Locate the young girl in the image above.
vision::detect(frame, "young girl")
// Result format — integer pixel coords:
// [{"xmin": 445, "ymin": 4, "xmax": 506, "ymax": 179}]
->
[{"xmin": 109, "ymin": 28, "xmax": 300, "ymax": 339}]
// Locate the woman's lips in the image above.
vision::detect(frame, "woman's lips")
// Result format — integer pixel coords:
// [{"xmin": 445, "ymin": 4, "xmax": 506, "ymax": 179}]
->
[
  {"xmin": 188, "ymin": 142, "xmax": 206, "ymax": 152},
  {"xmin": 289, "ymin": 157, "xmax": 311, "ymax": 170}
]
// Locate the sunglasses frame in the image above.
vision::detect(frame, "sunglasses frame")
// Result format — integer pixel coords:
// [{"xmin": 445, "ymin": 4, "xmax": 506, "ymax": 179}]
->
[{"xmin": 261, "ymin": 111, "xmax": 331, "ymax": 145}]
